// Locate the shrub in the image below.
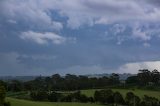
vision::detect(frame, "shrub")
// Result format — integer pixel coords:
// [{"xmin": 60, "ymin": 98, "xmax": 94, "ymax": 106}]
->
[
  {"xmin": 88, "ymin": 97, "xmax": 94, "ymax": 103},
  {"xmin": 143, "ymin": 95, "xmax": 160, "ymax": 106},
  {"xmin": 60, "ymin": 95, "xmax": 72, "ymax": 102},
  {"xmin": 4, "ymin": 102, "xmax": 11, "ymax": 106},
  {"xmin": 0, "ymin": 84, "xmax": 11, "ymax": 106},
  {"xmin": 78, "ymin": 94, "xmax": 88, "ymax": 103},
  {"xmin": 30, "ymin": 91, "xmax": 48, "ymax": 101},
  {"xmin": 94, "ymin": 89, "xmax": 114, "ymax": 104},
  {"xmin": 125, "ymin": 92, "xmax": 141, "ymax": 106},
  {"xmin": 48, "ymin": 92, "xmax": 61, "ymax": 102},
  {"xmin": 113, "ymin": 92, "xmax": 125, "ymax": 105}
]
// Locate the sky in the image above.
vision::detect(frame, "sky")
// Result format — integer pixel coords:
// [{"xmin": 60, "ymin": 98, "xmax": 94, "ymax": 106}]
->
[{"xmin": 1, "ymin": 0, "xmax": 160, "ymax": 76}]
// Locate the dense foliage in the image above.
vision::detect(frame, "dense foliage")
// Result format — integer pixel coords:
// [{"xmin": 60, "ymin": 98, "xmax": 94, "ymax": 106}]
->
[
  {"xmin": 3, "ymin": 69, "xmax": 160, "ymax": 92},
  {"xmin": 2, "ymin": 69, "xmax": 160, "ymax": 106},
  {"xmin": 126, "ymin": 69, "xmax": 160, "ymax": 86},
  {"xmin": 24, "ymin": 73, "xmax": 120, "ymax": 91},
  {"xmin": 30, "ymin": 90, "xmax": 92, "ymax": 103},
  {"xmin": 28, "ymin": 89, "xmax": 160, "ymax": 106},
  {"xmin": 0, "ymin": 82, "xmax": 10, "ymax": 106}
]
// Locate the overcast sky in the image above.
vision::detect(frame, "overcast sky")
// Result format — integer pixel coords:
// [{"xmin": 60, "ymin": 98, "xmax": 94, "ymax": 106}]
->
[{"xmin": 1, "ymin": 0, "xmax": 160, "ymax": 76}]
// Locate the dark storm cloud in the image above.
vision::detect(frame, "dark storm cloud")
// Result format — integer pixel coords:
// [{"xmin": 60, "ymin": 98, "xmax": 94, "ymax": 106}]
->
[{"xmin": 1, "ymin": 0, "xmax": 160, "ymax": 75}]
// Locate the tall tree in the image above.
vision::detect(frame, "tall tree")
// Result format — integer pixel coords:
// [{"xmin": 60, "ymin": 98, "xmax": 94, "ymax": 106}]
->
[
  {"xmin": 110, "ymin": 73, "xmax": 120, "ymax": 85},
  {"xmin": 114, "ymin": 92, "xmax": 125, "ymax": 106},
  {"xmin": 0, "ymin": 84, "xmax": 6, "ymax": 105},
  {"xmin": 151, "ymin": 69, "xmax": 160, "ymax": 85},
  {"xmin": 138, "ymin": 69, "xmax": 152, "ymax": 85}
]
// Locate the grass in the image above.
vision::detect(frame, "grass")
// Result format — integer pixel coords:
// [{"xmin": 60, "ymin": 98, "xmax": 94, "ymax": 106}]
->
[
  {"xmin": 7, "ymin": 91, "xmax": 30, "ymax": 99},
  {"xmin": 7, "ymin": 97, "xmax": 104, "ymax": 106},
  {"xmin": 6, "ymin": 89, "xmax": 160, "ymax": 106},
  {"xmin": 81, "ymin": 89, "xmax": 160, "ymax": 99}
]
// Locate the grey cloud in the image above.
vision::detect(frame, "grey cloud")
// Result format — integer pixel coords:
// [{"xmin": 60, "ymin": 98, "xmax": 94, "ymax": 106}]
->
[
  {"xmin": 0, "ymin": 0, "xmax": 63, "ymax": 31},
  {"xmin": 1, "ymin": 0, "xmax": 160, "ymax": 29},
  {"xmin": 144, "ymin": 0, "xmax": 160, "ymax": 6},
  {"xmin": 1, "ymin": 0, "xmax": 160, "ymax": 75},
  {"xmin": 20, "ymin": 31, "xmax": 67, "ymax": 45}
]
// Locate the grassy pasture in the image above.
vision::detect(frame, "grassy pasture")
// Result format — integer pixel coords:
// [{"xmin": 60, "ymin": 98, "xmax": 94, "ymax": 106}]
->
[
  {"xmin": 81, "ymin": 89, "xmax": 160, "ymax": 99},
  {"xmin": 7, "ymin": 97, "xmax": 104, "ymax": 106},
  {"xmin": 6, "ymin": 89, "xmax": 160, "ymax": 106},
  {"xmin": 7, "ymin": 89, "xmax": 160, "ymax": 100}
]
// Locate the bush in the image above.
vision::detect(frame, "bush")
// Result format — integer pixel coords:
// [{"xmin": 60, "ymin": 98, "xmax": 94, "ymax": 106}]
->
[
  {"xmin": 125, "ymin": 92, "xmax": 141, "ymax": 106},
  {"xmin": 0, "ymin": 85, "xmax": 6, "ymax": 106},
  {"xmin": 143, "ymin": 95, "xmax": 160, "ymax": 106},
  {"xmin": 0, "ymin": 84, "xmax": 11, "ymax": 106},
  {"xmin": 125, "ymin": 92, "xmax": 135, "ymax": 105},
  {"xmin": 48, "ymin": 92, "xmax": 61, "ymax": 102},
  {"xmin": 4, "ymin": 102, "xmax": 11, "ymax": 106},
  {"xmin": 30, "ymin": 91, "xmax": 48, "ymax": 101},
  {"xmin": 88, "ymin": 97, "xmax": 94, "ymax": 103},
  {"xmin": 94, "ymin": 89, "xmax": 114, "ymax": 104},
  {"xmin": 61, "ymin": 91, "xmax": 92, "ymax": 103},
  {"xmin": 60, "ymin": 95, "xmax": 72, "ymax": 102},
  {"xmin": 113, "ymin": 92, "xmax": 125, "ymax": 105},
  {"xmin": 78, "ymin": 94, "xmax": 88, "ymax": 103}
]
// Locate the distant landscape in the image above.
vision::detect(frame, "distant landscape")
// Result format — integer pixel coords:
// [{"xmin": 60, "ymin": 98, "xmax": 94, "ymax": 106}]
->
[
  {"xmin": 1, "ymin": 0, "xmax": 160, "ymax": 106},
  {"xmin": 0, "ymin": 73, "xmax": 133, "ymax": 81},
  {"xmin": 1, "ymin": 69, "xmax": 160, "ymax": 106}
]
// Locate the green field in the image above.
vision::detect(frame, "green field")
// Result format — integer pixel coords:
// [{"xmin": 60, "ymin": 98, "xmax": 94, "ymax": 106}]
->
[
  {"xmin": 6, "ymin": 89, "xmax": 160, "ymax": 106},
  {"xmin": 7, "ymin": 98, "xmax": 104, "ymax": 106},
  {"xmin": 81, "ymin": 89, "xmax": 160, "ymax": 99},
  {"xmin": 7, "ymin": 89, "xmax": 160, "ymax": 100}
]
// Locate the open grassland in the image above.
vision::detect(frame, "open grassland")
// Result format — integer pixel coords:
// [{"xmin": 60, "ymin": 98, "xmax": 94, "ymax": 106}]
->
[
  {"xmin": 81, "ymin": 89, "xmax": 160, "ymax": 99},
  {"xmin": 6, "ymin": 89, "xmax": 160, "ymax": 106},
  {"xmin": 7, "ymin": 91, "xmax": 30, "ymax": 99},
  {"xmin": 7, "ymin": 89, "xmax": 160, "ymax": 100},
  {"xmin": 7, "ymin": 97, "xmax": 104, "ymax": 106}
]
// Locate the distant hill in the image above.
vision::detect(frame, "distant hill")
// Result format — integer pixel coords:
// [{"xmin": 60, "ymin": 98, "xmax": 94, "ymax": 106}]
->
[
  {"xmin": 0, "ymin": 73, "xmax": 135, "ymax": 82},
  {"xmin": 0, "ymin": 76, "xmax": 38, "ymax": 82},
  {"xmin": 86, "ymin": 73, "xmax": 135, "ymax": 80}
]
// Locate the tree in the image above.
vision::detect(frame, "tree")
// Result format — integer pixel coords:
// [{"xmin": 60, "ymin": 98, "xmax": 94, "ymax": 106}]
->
[
  {"xmin": 94, "ymin": 90, "xmax": 100, "ymax": 102},
  {"xmin": 7, "ymin": 80, "xmax": 23, "ymax": 92},
  {"xmin": 48, "ymin": 92, "xmax": 61, "ymax": 102},
  {"xmin": 151, "ymin": 69, "xmax": 160, "ymax": 85},
  {"xmin": 88, "ymin": 97, "xmax": 94, "ymax": 103},
  {"xmin": 0, "ymin": 84, "xmax": 10, "ymax": 106},
  {"xmin": 65, "ymin": 74, "xmax": 79, "ymax": 90},
  {"xmin": 138, "ymin": 69, "xmax": 152, "ymax": 85},
  {"xmin": 94, "ymin": 89, "xmax": 114, "ymax": 104},
  {"xmin": 0, "ymin": 81, "xmax": 6, "ymax": 90},
  {"xmin": 30, "ymin": 90, "xmax": 48, "ymax": 101},
  {"xmin": 134, "ymin": 96, "xmax": 141, "ymax": 106},
  {"xmin": 113, "ymin": 92, "xmax": 125, "ymax": 106},
  {"xmin": 110, "ymin": 73, "xmax": 120, "ymax": 85},
  {"xmin": 143, "ymin": 95, "xmax": 160, "ymax": 106},
  {"xmin": 23, "ymin": 74, "xmax": 122, "ymax": 91},
  {"xmin": 78, "ymin": 76, "xmax": 90, "ymax": 89},
  {"xmin": 126, "ymin": 76, "xmax": 139, "ymax": 85},
  {"xmin": 0, "ymin": 85, "xmax": 5, "ymax": 105},
  {"xmin": 60, "ymin": 95, "xmax": 72, "ymax": 102},
  {"xmin": 72, "ymin": 91, "xmax": 81, "ymax": 102},
  {"xmin": 125, "ymin": 92, "xmax": 141, "ymax": 106},
  {"xmin": 79, "ymin": 94, "xmax": 89, "ymax": 103},
  {"xmin": 125, "ymin": 92, "xmax": 135, "ymax": 106}
]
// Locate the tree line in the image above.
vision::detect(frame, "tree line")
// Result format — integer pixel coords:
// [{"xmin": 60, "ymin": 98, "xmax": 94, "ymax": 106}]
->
[
  {"xmin": 1, "ymin": 69, "xmax": 160, "ymax": 106},
  {"xmin": 3, "ymin": 69, "xmax": 160, "ymax": 92},
  {"xmin": 0, "ymin": 81, "xmax": 10, "ymax": 106},
  {"xmin": 126, "ymin": 69, "xmax": 160, "ymax": 87},
  {"xmin": 29, "ymin": 89, "xmax": 160, "ymax": 106},
  {"xmin": 94, "ymin": 89, "xmax": 160, "ymax": 106},
  {"xmin": 3, "ymin": 73, "xmax": 120, "ymax": 92}
]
